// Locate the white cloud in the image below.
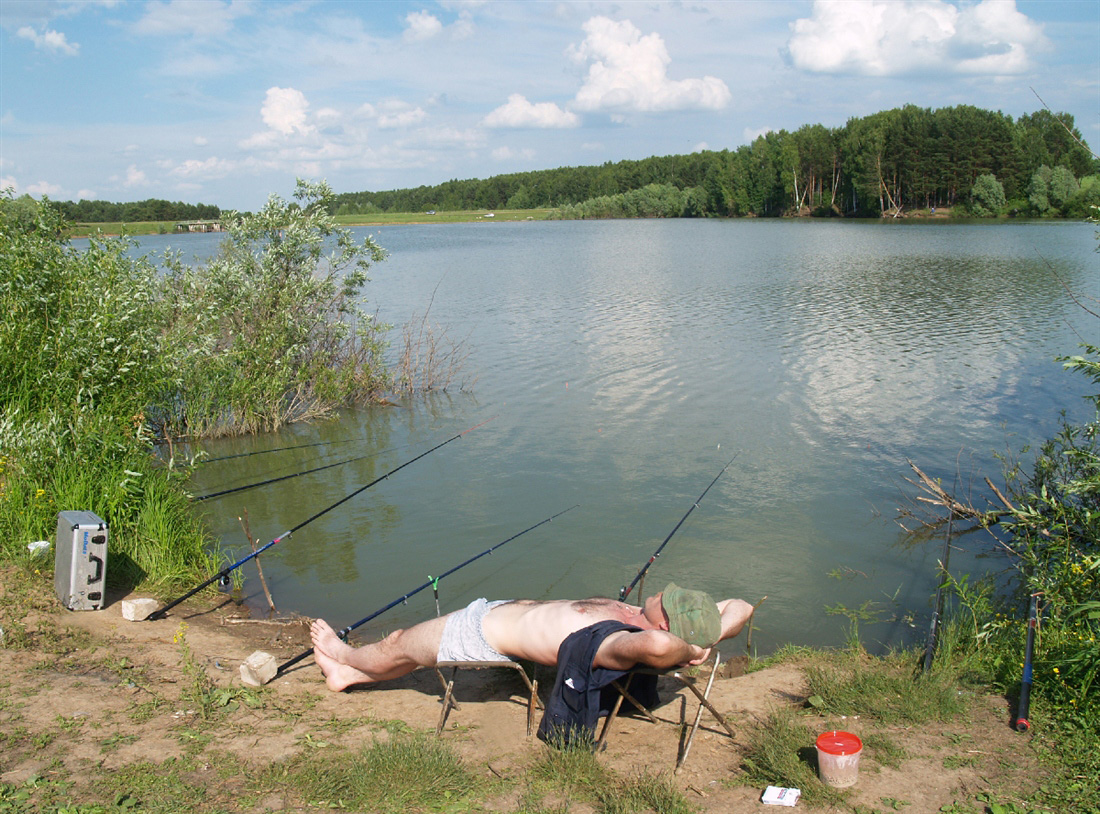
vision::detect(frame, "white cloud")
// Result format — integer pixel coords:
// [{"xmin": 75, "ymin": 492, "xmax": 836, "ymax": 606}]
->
[
  {"xmin": 16, "ymin": 25, "xmax": 79, "ymax": 56},
  {"xmin": 483, "ymin": 94, "xmax": 580, "ymax": 129},
  {"xmin": 404, "ymin": 10, "xmax": 442, "ymax": 41},
  {"xmin": 786, "ymin": 0, "xmax": 1046, "ymax": 77},
  {"xmin": 170, "ymin": 157, "xmax": 235, "ymax": 179},
  {"xmin": 134, "ymin": 0, "xmax": 253, "ymax": 38},
  {"xmin": 352, "ymin": 100, "xmax": 427, "ymax": 129},
  {"xmin": 570, "ymin": 16, "xmax": 731, "ymax": 114},
  {"xmin": 194, "ymin": 136, "xmax": 208, "ymax": 146},
  {"xmin": 260, "ymin": 87, "xmax": 314, "ymax": 136},
  {"xmin": 1, "ymin": 175, "xmax": 20, "ymax": 193},
  {"xmin": 77, "ymin": 189, "xmax": 96, "ymax": 200},
  {"xmin": 492, "ymin": 146, "xmax": 536, "ymax": 161},
  {"xmin": 316, "ymin": 107, "xmax": 343, "ymax": 128},
  {"xmin": 450, "ymin": 15, "xmax": 475, "ymax": 40},
  {"xmin": 27, "ymin": 179, "xmax": 64, "ymax": 197},
  {"xmin": 124, "ymin": 165, "xmax": 148, "ymax": 187},
  {"xmin": 743, "ymin": 125, "xmax": 774, "ymax": 143},
  {"xmin": 377, "ymin": 102, "xmax": 428, "ymax": 129}
]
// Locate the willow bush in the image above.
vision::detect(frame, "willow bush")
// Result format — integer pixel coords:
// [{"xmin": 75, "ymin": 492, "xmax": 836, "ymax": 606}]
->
[
  {"xmin": 156, "ymin": 179, "xmax": 390, "ymax": 438},
  {"xmin": 0, "ymin": 191, "xmax": 214, "ymax": 587},
  {"xmin": 0, "ymin": 181, "xmax": 393, "ymax": 587}
]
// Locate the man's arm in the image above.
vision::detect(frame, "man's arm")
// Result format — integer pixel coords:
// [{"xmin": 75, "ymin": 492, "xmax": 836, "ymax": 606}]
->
[
  {"xmin": 593, "ymin": 629, "xmax": 708, "ymax": 671},
  {"xmin": 716, "ymin": 599, "xmax": 755, "ymax": 643}
]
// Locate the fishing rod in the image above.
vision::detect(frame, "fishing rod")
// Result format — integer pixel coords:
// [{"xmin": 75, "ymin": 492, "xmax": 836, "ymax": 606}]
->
[
  {"xmin": 275, "ymin": 504, "xmax": 579, "ymax": 677},
  {"xmin": 194, "ymin": 443, "xmax": 409, "ymax": 502},
  {"xmin": 202, "ymin": 437, "xmax": 360, "ymax": 463},
  {"xmin": 618, "ymin": 454, "xmax": 738, "ymax": 602},
  {"xmin": 1014, "ymin": 592, "xmax": 1040, "ymax": 732},
  {"xmin": 922, "ymin": 511, "xmax": 954, "ymax": 674},
  {"xmin": 145, "ymin": 418, "xmax": 494, "ymax": 621}
]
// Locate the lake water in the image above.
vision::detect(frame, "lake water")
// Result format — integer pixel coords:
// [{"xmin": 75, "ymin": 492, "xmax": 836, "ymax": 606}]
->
[{"xmin": 134, "ymin": 218, "xmax": 1098, "ymax": 655}]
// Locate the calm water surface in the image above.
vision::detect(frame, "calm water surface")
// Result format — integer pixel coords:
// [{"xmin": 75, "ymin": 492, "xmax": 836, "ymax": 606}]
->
[{"xmin": 146, "ymin": 219, "xmax": 1098, "ymax": 655}]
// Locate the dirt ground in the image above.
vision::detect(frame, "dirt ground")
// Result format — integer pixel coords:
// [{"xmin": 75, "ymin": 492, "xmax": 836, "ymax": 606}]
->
[{"xmin": 0, "ymin": 585, "xmax": 1045, "ymax": 813}]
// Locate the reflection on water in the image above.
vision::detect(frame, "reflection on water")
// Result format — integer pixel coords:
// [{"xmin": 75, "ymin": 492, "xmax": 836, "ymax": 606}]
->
[{"xmin": 165, "ymin": 219, "xmax": 1098, "ymax": 655}]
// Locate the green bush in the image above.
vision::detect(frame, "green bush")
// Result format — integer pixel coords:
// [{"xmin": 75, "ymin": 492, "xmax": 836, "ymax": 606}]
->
[
  {"xmin": 0, "ymin": 180, "xmax": 392, "ymax": 587},
  {"xmin": 156, "ymin": 179, "xmax": 390, "ymax": 437},
  {"xmin": 969, "ymin": 173, "xmax": 1007, "ymax": 216},
  {"xmin": 0, "ymin": 191, "xmax": 214, "ymax": 587}
]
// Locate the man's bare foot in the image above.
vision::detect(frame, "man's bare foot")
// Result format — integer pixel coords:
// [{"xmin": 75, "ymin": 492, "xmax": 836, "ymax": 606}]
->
[
  {"xmin": 310, "ymin": 619, "xmax": 356, "ymax": 663},
  {"xmin": 313, "ymin": 646, "xmax": 371, "ymax": 692}
]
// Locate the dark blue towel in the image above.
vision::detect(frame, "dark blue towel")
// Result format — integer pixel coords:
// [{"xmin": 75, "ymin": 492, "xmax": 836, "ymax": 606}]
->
[{"xmin": 537, "ymin": 620, "xmax": 659, "ymax": 747}]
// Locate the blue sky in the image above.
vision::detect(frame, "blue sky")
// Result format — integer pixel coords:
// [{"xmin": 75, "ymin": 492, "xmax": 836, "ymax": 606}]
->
[{"xmin": 2, "ymin": 0, "xmax": 1097, "ymax": 210}]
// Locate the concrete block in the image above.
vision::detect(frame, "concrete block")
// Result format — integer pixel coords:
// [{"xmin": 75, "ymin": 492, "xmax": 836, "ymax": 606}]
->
[
  {"xmin": 240, "ymin": 650, "xmax": 277, "ymax": 686},
  {"xmin": 121, "ymin": 598, "xmax": 160, "ymax": 621}
]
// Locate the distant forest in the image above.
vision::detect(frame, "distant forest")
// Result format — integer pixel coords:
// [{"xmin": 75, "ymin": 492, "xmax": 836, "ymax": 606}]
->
[
  {"xmin": 51, "ymin": 197, "xmax": 221, "ymax": 224},
  {"xmin": 51, "ymin": 104, "xmax": 1098, "ymax": 223},
  {"xmin": 333, "ymin": 105, "xmax": 1098, "ymax": 219}
]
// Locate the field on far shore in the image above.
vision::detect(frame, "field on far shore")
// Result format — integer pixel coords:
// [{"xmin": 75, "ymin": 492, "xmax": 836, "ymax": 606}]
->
[
  {"xmin": 67, "ymin": 209, "xmax": 556, "ymax": 238},
  {"xmin": 65, "ymin": 206, "xmax": 963, "ymax": 239}
]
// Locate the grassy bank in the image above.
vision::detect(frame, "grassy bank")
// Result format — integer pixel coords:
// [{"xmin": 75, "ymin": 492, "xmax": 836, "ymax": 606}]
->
[{"xmin": 0, "ymin": 565, "xmax": 1094, "ymax": 814}]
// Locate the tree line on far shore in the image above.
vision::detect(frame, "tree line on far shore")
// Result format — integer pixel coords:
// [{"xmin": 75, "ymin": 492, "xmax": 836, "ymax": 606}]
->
[
  {"xmin": 33, "ymin": 104, "xmax": 1100, "ymax": 224},
  {"xmin": 50, "ymin": 197, "xmax": 222, "ymax": 224},
  {"xmin": 333, "ymin": 105, "xmax": 1097, "ymax": 219}
]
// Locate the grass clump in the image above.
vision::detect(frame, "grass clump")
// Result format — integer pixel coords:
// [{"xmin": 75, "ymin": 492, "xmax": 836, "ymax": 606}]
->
[
  {"xmin": 526, "ymin": 744, "xmax": 697, "ymax": 814},
  {"xmin": 300, "ymin": 734, "xmax": 479, "ymax": 813},
  {"xmin": 738, "ymin": 707, "xmax": 845, "ymax": 808},
  {"xmin": 804, "ymin": 648, "xmax": 966, "ymax": 725}
]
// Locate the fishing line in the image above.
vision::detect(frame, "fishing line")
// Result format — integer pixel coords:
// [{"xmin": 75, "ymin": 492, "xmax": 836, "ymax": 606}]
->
[
  {"xmin": 193, "ymin": 443, "xmax": 410, "ymax": 502},
  {"xmin": 275, "ymin": 504, "xmax": 579, "ymax": 677},
  {"xmin": 618, "ymin": 454, "xmax": 739, "ymax": 603},
  {"xmin": 144, "ymin": 417, "xmax": 495, "ymax": 621}
]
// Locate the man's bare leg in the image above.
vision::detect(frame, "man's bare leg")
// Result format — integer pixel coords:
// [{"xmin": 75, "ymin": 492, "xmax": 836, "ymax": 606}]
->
[{"xmin": 310, "ymin": 615, "xmax": 449, "ymax": 692}]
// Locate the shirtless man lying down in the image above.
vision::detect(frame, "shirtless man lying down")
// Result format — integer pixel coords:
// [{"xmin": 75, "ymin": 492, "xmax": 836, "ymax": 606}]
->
[{"xmin": 309, "ymin": 583, "xmax": 755, "ymax": 692}]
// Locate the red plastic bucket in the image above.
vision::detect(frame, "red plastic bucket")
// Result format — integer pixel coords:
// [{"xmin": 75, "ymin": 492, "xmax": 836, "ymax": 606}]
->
[{"xmin": 815, "ymin": 730, "xmax": 863, "ymax": 787}]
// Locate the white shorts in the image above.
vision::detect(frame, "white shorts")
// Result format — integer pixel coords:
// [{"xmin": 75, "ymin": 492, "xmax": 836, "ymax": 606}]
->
[{"xmin": 437, "ymin": 598, "xmax": 512, "ymax": 662}]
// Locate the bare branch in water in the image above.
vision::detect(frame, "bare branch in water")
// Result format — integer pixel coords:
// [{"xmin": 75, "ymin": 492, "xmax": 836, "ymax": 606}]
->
[{"xmin": 396, "ymin": 279, "xmax": 476, "ymax": 394}]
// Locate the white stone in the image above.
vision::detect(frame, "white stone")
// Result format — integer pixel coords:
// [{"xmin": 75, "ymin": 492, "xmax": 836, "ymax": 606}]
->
[
  {"xmin": 240, "ymin": 651, "xmax": 277, "ymax": 686},
  {"xmin": 121, "ymin": 598, "xmax": 160, "ymax": 621}
]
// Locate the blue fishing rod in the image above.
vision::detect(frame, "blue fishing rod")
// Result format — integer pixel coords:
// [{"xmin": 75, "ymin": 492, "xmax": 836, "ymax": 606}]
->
[
  {"xmin": 1014, "ymin": 592, "xmax": 1040, "ymax": 732},
  {"xmin": 275, "ymin": 504, "xmax": 579, "ymax": 677},
  {"xmin": 145, "ymin": 418, "xmax": 494, "ymax": 621},
  {"xmin": 618, "ymin": 454, "xmax": 738, "ymax": 602},
  {"xmin": 922, "ymin": 511, "xmax": 954, "ymax": 673},
  {"xmin": 194, "ymin": 444, "xmax": 412, "ymax": 502},
  {"xmin": 201, "ymin": 438, "xmax": 359, "ymax": 463}
]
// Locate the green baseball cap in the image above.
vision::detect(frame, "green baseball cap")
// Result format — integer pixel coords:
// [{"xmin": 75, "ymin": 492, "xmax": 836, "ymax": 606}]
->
[{"xmin": 661, "ymin": 583, "xmax": 721, "ymax": 647}]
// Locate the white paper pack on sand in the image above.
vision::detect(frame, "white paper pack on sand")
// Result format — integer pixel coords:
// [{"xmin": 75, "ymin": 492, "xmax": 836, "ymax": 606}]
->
[{"xmin": 761, "ymin": 786, "xmax": 801, "ymax": 806}]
